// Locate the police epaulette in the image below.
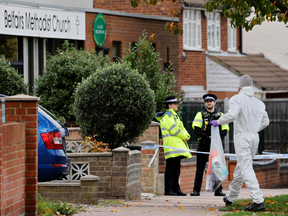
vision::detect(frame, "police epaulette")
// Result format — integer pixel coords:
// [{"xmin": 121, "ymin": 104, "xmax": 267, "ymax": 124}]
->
[
  {"xmin": 164, "ymin": 111, "xmax": 172, "ymax": 117},
  {"xmin": 202, "ymin": 110, "xmax": 209, "ymax": 118}
]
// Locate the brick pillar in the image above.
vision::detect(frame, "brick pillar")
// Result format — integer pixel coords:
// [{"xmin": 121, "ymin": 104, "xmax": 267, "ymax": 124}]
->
[
  {"xmin": 112, "ymin": 147, "xmax": 129, "ymax": 199},
  {"xmin": 0, "ymin": 98, "xmax": 3, "ymax": 215},
  {"xmin": 5, "ymin": 94, "xmax": 39, "ymax": 216},
  {"xmin": 140, "ymin": 140, "xmax": 159, "ymax": 194},
  {"xmin": 80, "ymin": 175, "xmax": 100, "ymax": 204},
  {"xmin": 137, "ymin": 121, "xmax": 160, "ymax": 144}
]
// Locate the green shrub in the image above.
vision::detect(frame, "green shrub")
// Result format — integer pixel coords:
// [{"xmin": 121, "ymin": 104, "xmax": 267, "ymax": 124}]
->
[
  {"xmin": 0, "ymin": 59, "xmax": 28, "ymax": 95},
  {"xmin": 121, "ymin": 30, "xmax": 183, "ymax": 112},
  {"xmin": 73, "ymin": 62, "xmax": 156, "ymax": 149},
  {"xmin": 37, "ymin": 194, "xmax": 82, "ymax": 216},
  {"xmin": 35, "ymin": 41, "xmax": 110, "ymax": 120}
]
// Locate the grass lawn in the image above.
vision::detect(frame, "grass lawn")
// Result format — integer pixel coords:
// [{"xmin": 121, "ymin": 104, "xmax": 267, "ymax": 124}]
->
[{"xmin": 220, "ymin": 194, "xmax": 288, "ymax": 216}]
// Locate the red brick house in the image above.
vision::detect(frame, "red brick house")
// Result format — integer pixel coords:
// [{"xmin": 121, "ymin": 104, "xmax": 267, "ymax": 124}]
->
[
  {"xmin": 85, "ymin": 0, "xmax": 180, "ymax": 84},
  {"xmin": 89, "ymin": 0, "xmax": 288, "ymax": 100},
  {"xmin": 180, "ymin": 0, "xmax": 288, "ymax": 100}
]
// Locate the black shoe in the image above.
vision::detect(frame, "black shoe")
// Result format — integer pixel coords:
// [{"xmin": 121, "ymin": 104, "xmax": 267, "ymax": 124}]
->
[
  {"xmin": 223, "ymin": 196, "xmax": 232, "ymax": 206},
  {"xmin": 175, "ymin": 191, "xmax": 186, "ymax": 196},
  {"xmin": 190, "ymin": 191, "xmax": 200, "ymax": 196},
  {"xmin": 164, "ymin": 191, "xmax": 177, "ymax": 196},
  {"xmin": 214, "ymin": 190, "xmax": 226, "ymax": 196},
  {"xmin": 245, "ymin": 202, "xmax": 265, "ymax": 212}
]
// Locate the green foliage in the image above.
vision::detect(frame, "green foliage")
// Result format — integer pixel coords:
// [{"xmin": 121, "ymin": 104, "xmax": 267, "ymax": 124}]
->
[
  {"xmin": 220, "ymin": 194, "xmax": 288, "ymax": 215},
  {"xmin": 0, "ymin": 59, "xmax": 28, "ymax": 95},
  {"xmin": 205, "ymin": 0, "xmax": 288, "ymax": 32},
  {"xmin": 73, "ymin": 62, "xmax": 156, "ymax": 149},
  {"xmin": 121, "ymin": 30, "xmax": 183, "ymax": 113},
  {"xmin": 35, "ymin": 41, "xmax": 110, "ymax": 120},
  {"xmin": 37, "ymin": 194, "xmax": 82, "ymax": 216}
]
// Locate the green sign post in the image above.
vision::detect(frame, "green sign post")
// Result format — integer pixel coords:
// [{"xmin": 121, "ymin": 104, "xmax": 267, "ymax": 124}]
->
[{"xmin": 93, "ymin": 13, "xmax": 106, "ymax": 47}]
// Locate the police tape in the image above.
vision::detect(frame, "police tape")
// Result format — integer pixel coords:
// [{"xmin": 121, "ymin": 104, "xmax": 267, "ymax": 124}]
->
[{"xmin": 147, "ymin": 145, "xmax": 288, "ymax": 167}]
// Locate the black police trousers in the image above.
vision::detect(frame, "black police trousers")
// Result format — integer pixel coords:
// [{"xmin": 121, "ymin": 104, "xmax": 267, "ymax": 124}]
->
[{"xmin": 165, "ymin": 156, "xmax": 182, "ymax": 193}]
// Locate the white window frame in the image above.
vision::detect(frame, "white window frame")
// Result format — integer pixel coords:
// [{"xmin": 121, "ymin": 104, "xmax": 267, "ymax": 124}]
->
[
  {"xmin": 183, "ymin": 10, "xmax": 202, "ymax": 50},
  {"xmin": 227, "ymin": 18, "xmax": 237, "ymax": 51},
  {"xmin": 207, "ymin": 12, "xmax": 221, "ymax": 51}
]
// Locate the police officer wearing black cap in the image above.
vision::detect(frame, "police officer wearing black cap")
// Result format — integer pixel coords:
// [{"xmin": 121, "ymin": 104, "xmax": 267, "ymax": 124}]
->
[
  {"xmin": 155, "ymin": 96, "xmax": 192, "ymax": 196},
  {"xmin": 190, "ymin": 94, "xmax": 229, "ymax": 196}
]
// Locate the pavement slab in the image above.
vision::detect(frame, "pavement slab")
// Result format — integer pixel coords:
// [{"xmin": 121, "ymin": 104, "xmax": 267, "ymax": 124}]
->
[{"xmin": 74, "ymin": 188, "xmax": 288, "ymax": 216}]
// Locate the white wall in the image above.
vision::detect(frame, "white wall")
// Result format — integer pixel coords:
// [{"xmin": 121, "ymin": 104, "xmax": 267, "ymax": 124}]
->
[
  {"xmin": 206, "ymin": 57, "xmax": 262, "ymax": 93},
  {"xmin": 243, "ymin": 16, "xmax": 288, "ymax": 70},
  {"xmin": 15, "ymin": 0, "xmax": 93, "ymax": 8}
]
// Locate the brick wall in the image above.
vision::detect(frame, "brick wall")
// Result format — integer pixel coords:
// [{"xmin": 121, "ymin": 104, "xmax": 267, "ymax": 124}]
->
[
  {"xmin": 126, "ymin": 149, "xmax": 142, "ymax": 198},
  {"xmin": 177, "ymin": 11, "xmax": 207, "ymax": 91},
  {"xmin": 140, "ymin": 141, "xmax": 159, "ymax": 194},
  {"xmin": 0, "ymin": 95, "xmax": 39, "ymax": 216},
  {"xmin": 208, "ymin": 91, "xmax": 238, "ymax": 100},
  {"xmin": 67, "ymin": 147, "xmax": 141, "ymax": 200},
  {"xmin": 93, "ymin": 0, "xmax": 180, "ymax": 17},
  {"xmin": 228, "ymin": 159, "xmax": 288, "ymax": 189},
  {"xmin": 85, "ymin": 12, "xmax": 179, "ymax": 89},
  {"xmin": 1, "ymin": 123, "xmax": 26, "ymax": 216},
  {"xmin": 38, "ymin": 175, "xmax": 99, "ymax": 204},
  {"xmin": 137, "ymin": 121, "xmax": 159, "ymax": 144}
]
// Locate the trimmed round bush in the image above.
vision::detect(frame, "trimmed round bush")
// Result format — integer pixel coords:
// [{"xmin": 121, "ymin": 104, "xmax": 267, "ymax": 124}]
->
[
  {"xmin": 35, "ymin": 41, "xmax": 110, "ymax": 120},
  {"xmin": 0, "ymin": 59, "xmax": 28, "ymax": 95},
  {"xmin": 73, "ymin": 62, "xmax": 156, "ymax": 149}
]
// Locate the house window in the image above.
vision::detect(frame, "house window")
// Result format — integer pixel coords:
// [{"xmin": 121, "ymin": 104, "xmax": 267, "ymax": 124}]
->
[
  {"xmin": 227, "ymin": 18, "xmax": 237, "ymax": 51},
  {"xmin": 207, "ymin": 12, "xmax": 220, "ymax": 50},
  {"xmin": 112, "ymin": 41, "xmax": 121, "ymax": 62},
  {"xmin": 183, "ymin": 10, "xmax": 201, "ymax": 50}
]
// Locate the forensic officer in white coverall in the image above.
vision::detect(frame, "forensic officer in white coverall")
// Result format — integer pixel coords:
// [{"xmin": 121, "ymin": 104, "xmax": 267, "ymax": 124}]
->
[{"xmin": 211, "ymin": 75, "xmax": 269, "ymax": 212}]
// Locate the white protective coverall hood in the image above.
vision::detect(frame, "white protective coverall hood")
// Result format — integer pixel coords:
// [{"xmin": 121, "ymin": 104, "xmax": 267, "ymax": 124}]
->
[{"xmin": 217, "ymin": 86, "xmax": 269, "ymax": 204}]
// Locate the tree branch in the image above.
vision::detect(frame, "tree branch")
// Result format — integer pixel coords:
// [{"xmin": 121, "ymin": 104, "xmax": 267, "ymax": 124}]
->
[{"xmin": 269, "ymin": 0, "xmax": 288, "ymax": 17}]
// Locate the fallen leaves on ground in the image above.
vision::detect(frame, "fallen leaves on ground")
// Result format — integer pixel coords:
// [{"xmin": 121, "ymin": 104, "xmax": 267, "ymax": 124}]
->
[
  {"xmin": 179, "ymin": 206, "xmax": 184, "ymax": 210},
  {"xmin": 111, "ymin": 209, "xmax": 117, "ymax": 212}
]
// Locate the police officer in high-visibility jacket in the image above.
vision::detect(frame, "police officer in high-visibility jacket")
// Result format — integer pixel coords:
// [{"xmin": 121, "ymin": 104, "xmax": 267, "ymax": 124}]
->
[
  {"xmin": 190, "ymin": 94, "xmax": 229, "ymax": 196},
  {"xmin": 155, "ymin": 95, "xmax": 192, "ymax": 196}
]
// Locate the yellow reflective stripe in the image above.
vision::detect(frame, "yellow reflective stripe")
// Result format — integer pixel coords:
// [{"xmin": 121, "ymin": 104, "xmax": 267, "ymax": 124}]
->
[
  {"xmin": 174, "ymin": 128, "xmax": 181, "ymax": 136},
  {"xmin": 162, "ymin": 128, "xmax": 181, "ymax": 138},
  {"xmin": 162, "ymin": 134, "xmax": 172, "ymax": 138},
  {"xmin": 168, "ymin": 123, "xmax": 177, "ymax": 131},
  {"xmin": 192, "ymin": 120, "xmax": 202, "ymax": 129},
  {"xmin": 165, "ymin": 150, "xmax": 186, "ymax": 156},
  {"xmin": 220, "ymin": 112, "xmax": 230, "ymax": 132},
  {"xmin": 221, "ymin": 124, "xmax": 229, "ymax": 132},
  {"xmin": 192, "ymin": 112, "xmax": 203, "ymax": 129}
]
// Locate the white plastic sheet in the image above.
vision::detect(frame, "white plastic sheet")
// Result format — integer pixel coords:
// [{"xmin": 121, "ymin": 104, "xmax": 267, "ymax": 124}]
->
[{"xmin": 205, "ymin": 126, "xmax": 229, "ymax": 193}]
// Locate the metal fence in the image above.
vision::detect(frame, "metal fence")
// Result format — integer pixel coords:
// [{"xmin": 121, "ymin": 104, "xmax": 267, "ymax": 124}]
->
[{"xmin": 182, "ymin": 98, "xmax": 288, "ymax": 165}]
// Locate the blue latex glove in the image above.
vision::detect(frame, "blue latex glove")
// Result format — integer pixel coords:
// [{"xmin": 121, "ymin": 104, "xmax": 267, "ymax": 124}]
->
[{"xmin": 211, "ymin": 120, "xmax": 219, "ymax": 127}]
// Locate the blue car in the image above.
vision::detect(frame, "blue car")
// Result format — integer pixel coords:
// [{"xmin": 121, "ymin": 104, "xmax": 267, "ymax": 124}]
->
[{"xmin": 1, "ymin": 94, "xmax": 70, "ymax": 182}]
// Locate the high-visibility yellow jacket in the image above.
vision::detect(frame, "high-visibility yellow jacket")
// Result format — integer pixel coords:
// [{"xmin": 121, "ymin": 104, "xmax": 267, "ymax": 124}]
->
[
  {"xmin": 192, "ymin": 109, "xmax": 229, "ymax": 151},
  {"xmin": 155, "ymin": 109, "xmax": 192, "ymax": 160}
]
